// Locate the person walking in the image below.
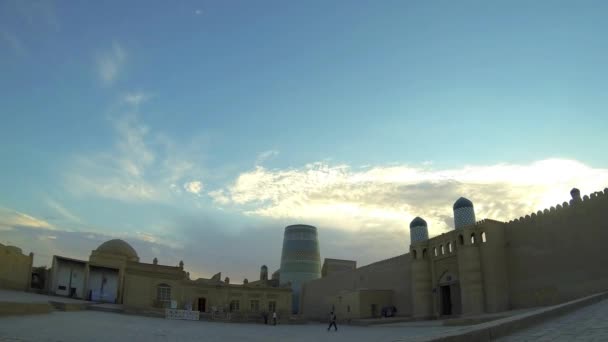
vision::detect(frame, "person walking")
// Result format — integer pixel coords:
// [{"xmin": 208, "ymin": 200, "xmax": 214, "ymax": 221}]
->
[
  {"xmin": 327, "ymin": 311, "xmax": 338, "ymax": 331},
  {"xmin": 272, "ymin": 311, "xmax": 277, "ymax": 325}
]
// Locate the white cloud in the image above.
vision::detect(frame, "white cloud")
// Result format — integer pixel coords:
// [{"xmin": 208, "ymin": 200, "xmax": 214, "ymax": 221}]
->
[
  {"xmin": 66, "ymin": 98, "xmax": 205, "ymax": 204},
  {"xmin": 212, "ymin": 159, "xmax": 608, "ymax": 239},
  {"xmin": 184, "ymin": 181, "xmax": 203, "ymax": 196},
  {"xmin": 208, "ymin": 189, "xmax": 230, "ymax": 205},
  {"xmin": 0, "ymin": 207, "xmax": 54, "ymax": 231},
  {"xmin": 97, "ymin": 42, "xmax": 126, "ymax": 85}
]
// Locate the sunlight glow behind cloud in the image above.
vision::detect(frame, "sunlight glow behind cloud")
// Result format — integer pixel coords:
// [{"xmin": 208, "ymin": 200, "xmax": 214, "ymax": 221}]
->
[{"xmin": 211, "ymin": 159, "xmax": 608, "ymax": 238}]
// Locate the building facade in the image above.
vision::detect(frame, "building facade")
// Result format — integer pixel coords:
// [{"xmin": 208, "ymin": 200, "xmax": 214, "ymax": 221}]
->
[
  {"xmin": 47, "ymin": 239, "xmax": 292, "ymax": 318},
  {"xmin": 301, "ymin": 188, "xmax": 608, "ymax": 320},
  {"xmin": 0, "ymin": 243, "xmax": 33, "ymax": 291}
]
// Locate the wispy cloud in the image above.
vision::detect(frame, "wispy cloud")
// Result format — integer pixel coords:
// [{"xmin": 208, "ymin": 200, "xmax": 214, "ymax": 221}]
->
[
  {"xmin": 255, "ymin": 149, "xmax": 279, "ymax": 165},
  {"xmin": 65, "ymin": 96, "xmax": 205, "ymax": 203},
  {"xmin": 211, "ymin": 159, "xmax": 608, "ymax": 239},
  {"xmin": 123, "ymin": 92, "xmax": 151, "ymax": 107},
  {"xmin": 0, "ymin": 207, "xmax": 54, "ymax": 231},
  {"xmin": 45, "ymin": 198, "xmax": 81, "ymax": 223},
  {"xmin": 97, "ymin": 42, "xmax": 126, "ymax": 86}
]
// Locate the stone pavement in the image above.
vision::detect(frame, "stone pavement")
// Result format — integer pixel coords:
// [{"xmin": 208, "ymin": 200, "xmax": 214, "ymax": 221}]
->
[
  {"xmin": 0, "ymin": 289, "xmax": 89, "ymax": 304},
  {"xmin": 0, "ymin": 310, "xmax": 465, "ymax": 342},
  {"xmin": 496, "ymin": 298, "xmax": 608, "ymax": 342}
]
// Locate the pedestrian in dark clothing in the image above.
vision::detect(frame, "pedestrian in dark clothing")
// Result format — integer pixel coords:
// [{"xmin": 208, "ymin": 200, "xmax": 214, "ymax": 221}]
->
[
  {"xmin": 327, "ymin": 311, "xmax": 338, "ymax": 331},
  {"xmin": 262, "ymin": 312, "xmax": 268, "ymax": 324}
]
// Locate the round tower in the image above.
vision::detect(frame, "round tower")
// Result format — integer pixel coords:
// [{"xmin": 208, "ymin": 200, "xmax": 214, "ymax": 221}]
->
[
  {"xmin": 260, "ymin": 265, "xmax": 268, "ymax": 281},
  {"xmin": 408, "ymin": 217, "xmax": 432, "ymax": 318},
  {"xmin": 409, "ymin": 217, "xmax": 429, "ymax": 244},
  {"xmin": 453, "ymin": 197, "xmax": 476, "ymax": 229},
  {"xmin": 280, "ymin": 224, "xmax": 321, "ymax": 314}
]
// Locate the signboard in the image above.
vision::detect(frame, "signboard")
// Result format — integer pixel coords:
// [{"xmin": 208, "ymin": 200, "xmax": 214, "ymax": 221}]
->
[{"xmin": 165, "ymin": 309, "xmax": 200, "ymax": 321}]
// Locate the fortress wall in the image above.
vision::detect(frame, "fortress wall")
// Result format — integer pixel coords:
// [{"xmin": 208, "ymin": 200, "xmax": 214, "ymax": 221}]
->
[
  {"xmin": 300, "ymin": 253, "xmax": 412, "ymax": 320},
  {"xmin": 504, "ymin": 189, "xmax": 608, "ymax": 309},
  {"xmin": 0, "ymin": 244, "xmax": 33, "ymax": 291},
  {"xmin": 478, "ymin": 220, "xmax": 510, "ymax": 313}
]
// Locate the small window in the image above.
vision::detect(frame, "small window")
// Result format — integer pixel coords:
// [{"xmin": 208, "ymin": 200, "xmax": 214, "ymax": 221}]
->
[
  {"xmin": 440, "ymin": 245, "xmax": 445, "ymax": 255},
  {"xmin": 470, "ymin": 233, "xmax": 476, "ymax": 244},
  {"xmin": 157, "ymin": 284, "xmax": 171, "ymax": 308},
  {"xmin": 230, "ymin": 300, "xmax": 240, "ymax": 312},
  {"xmin": 481, "ymin": 232, "xmax": 487, "ymax": 243},
  {"xmin": 250, "ymin": 300, "xmax": 259, "ymax": 312},
  {"xmin": 459, "ymin": 234, "xmax": 464, "ymax": 245},
  {"xmin": 448, "ymin": 242, "xmax": 453, "ymax": 253},
  {"xmin": 268, "ymin": 301, "xmax": 276, "ymax": 312},
  {"xmin": 347, "ymin": 305, "xmax": 351, "ymax": 313},
  {"xmin": 422, "ymin": 248, "xmax": 427, "ymax": 259},
  {"xmin": 434, "ymin": 247, "xmax": 438, "ymax": 257}
]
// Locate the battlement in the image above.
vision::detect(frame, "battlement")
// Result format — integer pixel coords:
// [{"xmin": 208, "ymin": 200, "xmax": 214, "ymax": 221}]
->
[
  {"xmin": 475, "ymin": 218, "xmax": 504, "ymax": 226},
  {"xmin": 506, "ymin": 188, "xmax": 608, "ymax": 225}
]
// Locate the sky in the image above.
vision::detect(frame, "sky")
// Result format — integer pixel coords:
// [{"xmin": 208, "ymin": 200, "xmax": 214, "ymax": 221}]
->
[{"xmin": 1, "ymin": 0, "xmax": 607, "ymax": 282}]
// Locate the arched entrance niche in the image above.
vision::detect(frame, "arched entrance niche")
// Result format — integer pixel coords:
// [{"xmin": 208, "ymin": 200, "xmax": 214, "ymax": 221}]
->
[{"xmin": 437, "ymin": 270, "xmax": 462, "ymax": 316}]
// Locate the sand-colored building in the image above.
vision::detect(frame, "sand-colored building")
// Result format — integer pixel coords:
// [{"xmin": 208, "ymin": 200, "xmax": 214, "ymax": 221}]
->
[
  {"xmin": 301, "ymin": 188, "xmax": 608, "ymax": 320},
  {"xmin": 47, "ymin": 239, "xmax": 291, "ymax": 317},
  {"xmin": 0, "ymin": 243, "xmax": 33, "ymax": 291},
  {"xmin": 321, "ymin": 258, "xmax": 356, "ymax": 278}
]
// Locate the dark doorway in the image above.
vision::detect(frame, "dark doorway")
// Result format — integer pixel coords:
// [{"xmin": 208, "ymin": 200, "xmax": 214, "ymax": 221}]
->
[
  {"xmin": 440, "ymin": 285, "xmax": 452, "ymax": 315},
  {"xmin": 198, "ymin": 298, "xmax": 206, "ymax": 312}
]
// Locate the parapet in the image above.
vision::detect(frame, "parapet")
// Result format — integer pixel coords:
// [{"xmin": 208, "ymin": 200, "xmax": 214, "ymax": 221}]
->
[{"xmin": 506, "ymin": 187, "xmax": 607, "ymax": 225}]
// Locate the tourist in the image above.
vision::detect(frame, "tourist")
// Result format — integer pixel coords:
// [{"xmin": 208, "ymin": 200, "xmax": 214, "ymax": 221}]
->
[
  {"xmin": 327, "ymin": 311, "xmax": 337, "ymax": 331},
  {"xmin": 262, "ymin": 311, "xmax": 268, "ymax": 324},
  {"xmin": 272, "ymin": 311, "xmax": 277, "ymax": 325}
]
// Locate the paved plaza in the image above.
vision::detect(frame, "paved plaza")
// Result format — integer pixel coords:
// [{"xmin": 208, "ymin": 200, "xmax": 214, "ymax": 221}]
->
[
  {"xmin": 496, "ymin": 298, "xmax": 608, "ymax": 342},
  {"xmin": 0, "ymin": 311, "xmax": 467, "ymax": 342},
  {"xmin": 1, "ymin": 292, "xmax": 607, "ymax": 342}
]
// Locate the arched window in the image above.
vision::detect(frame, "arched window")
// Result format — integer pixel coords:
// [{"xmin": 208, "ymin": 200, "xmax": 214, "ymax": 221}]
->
[
  {"xmin": 470, "ymin": 233, "xmax": 476, "ymax": 244},
  {"xmin": 459, "ymin": 234, "xmax": 464, "ymax": 245},
  {"xmin": 440, "ymin": 245, "xmax": 445, "ymax": 255},
  {"xmin": 481, "ymin": 232, "xmax": 487, "ymax": 243},
  {"xmin": 157, "ymin": 283, "xmax": 171, "ymax": 308},
  {"xmin": 422, "ymin": 248, "xmax": 427, "ymax": 259},
  {"xmin": 412, "ymin": 249, "xmax": 417, "ymax": 259},
  {"xmin": 448, "ymin": 242, "xmax": 453, "ymax": 253},
  {"xmin": 434, "ymin": 247, "xmax": 438, "ymax": 257}
]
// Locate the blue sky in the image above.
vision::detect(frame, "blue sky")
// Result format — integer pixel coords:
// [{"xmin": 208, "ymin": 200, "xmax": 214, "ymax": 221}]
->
[{"xmin": 1, "ymin": 0, "xmax": 607, "ymax": 281}]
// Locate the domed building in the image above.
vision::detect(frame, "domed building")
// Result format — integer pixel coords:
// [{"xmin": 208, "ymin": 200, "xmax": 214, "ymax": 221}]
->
[
  {"xmin": 92, "ymin": 239, "xmax": 140, "ymax": 262},
  {"xmin": 47, "ymin": 238, "xmax": 292, "ymax": 319}
]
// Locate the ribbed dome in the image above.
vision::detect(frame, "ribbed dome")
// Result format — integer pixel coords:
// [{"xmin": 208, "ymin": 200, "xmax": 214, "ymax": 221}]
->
[
  {"xmin": 95, "ymin": 239, "xmax": 139, "ymax": 260},
  {"xmin": 409, "ymin": 216, "xmax": 427, "ymax": 228},
  {"xmin": 453, "ymin": 197, "xmax": 474, "ymax": 210}
]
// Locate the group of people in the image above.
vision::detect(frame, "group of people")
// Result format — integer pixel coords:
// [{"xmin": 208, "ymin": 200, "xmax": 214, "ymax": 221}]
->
[
  {"xmin": 261, "ymin": 310, "xmax": 339, "ymax": 332},
  {"xmin": 262, "ymin": 311, "xmax": 278, "ymax": 325}
]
